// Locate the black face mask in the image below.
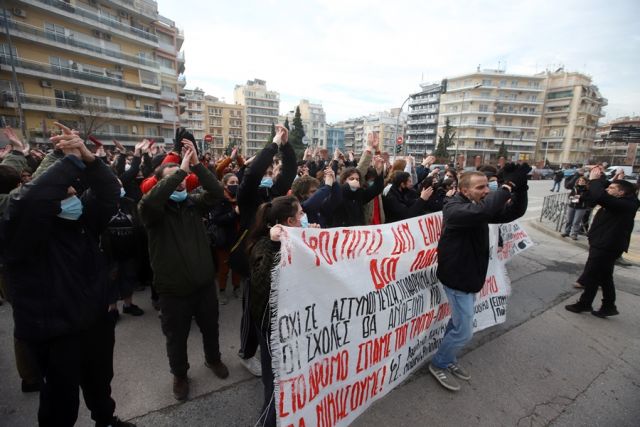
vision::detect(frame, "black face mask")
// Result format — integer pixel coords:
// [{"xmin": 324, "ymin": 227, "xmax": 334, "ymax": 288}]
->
[{"xmin": 226, "ymin": 184, "xmax": 238, "ymax": 196}]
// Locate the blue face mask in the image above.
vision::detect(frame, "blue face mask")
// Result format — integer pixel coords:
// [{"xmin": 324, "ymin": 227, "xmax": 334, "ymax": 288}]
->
[
  {"xmin": 170, "ymin": 189, "xmax": 188, "ymax": 202},
  {"xmin": 260, "ymin": 177, "xmax": 274, "ymax": 188},
  {"xmin": 488, "ymin": 181, "xmax": 499, "ymax": 192},
  {"xmin": 367, "ymin": 180, "xmax": 375, "ymax": 187},
  {"xmin": 120, "ymin": 187, "xmax": 126, "ymax": 198},
  {"xmin": 58, "ymin": 195, "xmax": 83, "ymax": 221},
  {"xmin": 300, "ymin": 213, "xmax": 309, "ymax": 228}
]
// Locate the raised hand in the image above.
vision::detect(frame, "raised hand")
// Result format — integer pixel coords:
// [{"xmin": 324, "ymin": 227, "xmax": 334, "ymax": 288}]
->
[
  {"xmin": 270, "ymin": 224, "xmax": 285, "ymax": 242},
  {"xmin": 3, "ymin": 126, "xmax": 24, "ymax": 151},
  {"xmin": 420, "ymin": 186, "xmax": 434, "ymax": 201},
  {"xmin": 181, "ymin": 139, "xmax": 198, "ymax": 166},
  {"xmin": 274, "ymin": 124, "xmax": 288, "ymax": 145},
  {"xmin": 324, "ymin": 167, "xmax": 335, "ymax": 186}
]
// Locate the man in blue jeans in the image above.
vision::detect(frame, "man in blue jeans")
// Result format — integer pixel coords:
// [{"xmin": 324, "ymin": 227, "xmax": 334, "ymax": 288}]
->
[{"xmin": 430, "ymin": 165, "xmax": 529, "ymax": 391}]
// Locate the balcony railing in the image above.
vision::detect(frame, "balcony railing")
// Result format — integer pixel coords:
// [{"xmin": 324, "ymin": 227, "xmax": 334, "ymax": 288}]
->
[
  {"xmin": 1, "ymin": 17, "xmax": 158, "ymax": 68},
  {"xmin": 108, "ymin": 0, "xmax": 159, "ymax": 20},
  {"xmin": 2, "ymin": 92, "xmax": 163, "ymax": 120},
  {"xmin": 0, "ymin": 55, "xmax": 161, "ymax": 96},
  {"xmin": 27, "ymin": 0, "xmax": 159, "ymax": 43}
]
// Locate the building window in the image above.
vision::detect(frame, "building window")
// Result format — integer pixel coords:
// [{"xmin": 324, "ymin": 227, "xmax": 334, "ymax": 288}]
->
[
  {"xmin": 479, "ymin": 104, "xmax": 488, "ymax": 112},
  {"xmin": 139, "ymin": 70, "xmax": 159, "ymax": 86},
  {"xmin": 482, "ymin": 79, "xmax": 492, "ymax": 86}
]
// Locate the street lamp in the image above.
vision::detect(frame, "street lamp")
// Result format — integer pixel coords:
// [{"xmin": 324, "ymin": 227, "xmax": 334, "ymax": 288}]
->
[{"xmin": 454, "ymin": 83, "xmax": 482, "ymax": 167}]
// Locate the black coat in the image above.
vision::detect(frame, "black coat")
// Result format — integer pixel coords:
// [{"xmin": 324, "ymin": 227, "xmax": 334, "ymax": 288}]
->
[
  {"xmin": 585, "ymin": 179, "xmax": 639, "ymax": 254},
  {"xmin": 2, "ymin": 156, "xmax": 119, "ymax": 341},
  {"xmin": 437, "ymin": 189, "xmax": 527, "ymax": 293},
  {"xmin": 383, "ymin": 185, "xmax": 431, "ymax": 223},
  {"xmin": 330, "ymin": 173, "xmax": 383, "ymax": 227},
  {"xmin": 211, "ymin": 197, "xmax": 240, "ymax": 250}
]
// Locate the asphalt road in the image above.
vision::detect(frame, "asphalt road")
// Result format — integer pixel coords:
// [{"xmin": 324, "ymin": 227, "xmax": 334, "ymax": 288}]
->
[{"xmin": 1, "ymin": 180, "xmax": 638, "ymax": 427}]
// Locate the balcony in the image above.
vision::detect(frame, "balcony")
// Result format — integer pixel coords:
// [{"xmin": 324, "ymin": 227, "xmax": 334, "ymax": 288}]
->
[
  {"xmin": 0, "ymin": 55, "xmax": 162, "ymax": 99},
  {"xmin": 407, "ymin": 118, "xmax": 437, "ymax": 125},
  {"xmin": 406, "ymin": 129, "xmax": 435, "ymax": 135},
  {"xmin": 28, "ymin": 129, "xmax": 160, "ymax": 145},
  {"xmin": 1, "ymin": 17, "xmax": 159, "ymax": 69},
  {"xmin": 2, "ymin": 92, "xmax": 164, "ymax": 122},
  {"xmin": 108, "ymin": 0, "xmax": 159, "ymax": 21},
  {"xmin": 20, "ymin": 0, "xmax": 159, "ymax": 45}
]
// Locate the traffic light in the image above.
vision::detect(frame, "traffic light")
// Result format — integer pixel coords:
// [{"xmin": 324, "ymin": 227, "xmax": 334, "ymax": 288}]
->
[{"xmin": 395, "ymin": 144, "xmax": 402, "ymax": 154}]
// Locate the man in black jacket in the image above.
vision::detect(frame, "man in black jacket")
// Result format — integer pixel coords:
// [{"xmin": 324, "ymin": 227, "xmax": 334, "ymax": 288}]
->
[
  {"xmin": 1, "ymin": 124, "xmax": 133, "ymax": 426},
  {"xmin": 429, "ymin": 166, "xmax": 529, "ymax": 391},
  {"xmin": 566, "ymin": 167, "xmax": 640, "ymax": 317}
]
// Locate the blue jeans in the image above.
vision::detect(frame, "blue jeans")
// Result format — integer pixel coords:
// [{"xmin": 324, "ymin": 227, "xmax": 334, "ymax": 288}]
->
[
  {"xmin": 564, "ymin": 207, "xmax": 586, "ymax": 236},
  {"xmin": 431, "ymin": 286, "xmax": 475, "ymax": 369},
  {"xmin": 551, "ymin": 181, "xmax": 561, "ymax": 192}
]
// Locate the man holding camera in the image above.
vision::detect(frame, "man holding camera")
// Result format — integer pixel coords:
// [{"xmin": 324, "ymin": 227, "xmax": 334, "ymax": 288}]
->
[{"xmin": 429, "ymin": 164, "xmax": 530, "ymax": 391}]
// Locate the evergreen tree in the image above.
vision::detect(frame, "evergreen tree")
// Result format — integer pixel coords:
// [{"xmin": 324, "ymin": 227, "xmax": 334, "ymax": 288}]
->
[
  {"xmin": 497, "ymin": 141, "xmax": 509, "ymax": 160},
  {"xmin": 288, "ymin": 106, "xmax": 306, "ymax": 159},
  {"xmin": 434, "ymin": 117, "xmax": 455, "ymax": 161},
  {"xmin": 266, "ymin": 123, "xmax": 276, "ymax": 144},
  {"xmin": 284, "ymin": 117, "xmax": 290, "ymax": 131}
]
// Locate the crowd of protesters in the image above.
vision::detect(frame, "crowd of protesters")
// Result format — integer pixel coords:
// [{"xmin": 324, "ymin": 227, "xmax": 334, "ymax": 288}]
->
[{"xmin": 0, "ymin": 121, "xmax": 636, "ymax": 426}]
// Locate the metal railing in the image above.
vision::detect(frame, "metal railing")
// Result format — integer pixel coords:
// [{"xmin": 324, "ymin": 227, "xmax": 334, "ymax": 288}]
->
[
  {"xmin": 30, "ymin": 0, "xmax": 158, "ymax": 43},
  {"xmin": 0, "ymin": 17, "xmax": 158, "ymax": 68},
  {"xmin": 539, "ymin": 192, "xmax": 569, "ymax": 232},
  {"xmin": 0, "ymin": 55, "xmax": 161, "ymax": 96}
]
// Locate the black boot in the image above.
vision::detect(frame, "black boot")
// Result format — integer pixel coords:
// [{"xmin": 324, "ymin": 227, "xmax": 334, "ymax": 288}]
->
[
  {"xmin": 591, "ymin": 306, "xmax": 619, "ymax": 318},
  {"xmin": 565, "ymin": 302, "xmax": 592, "ymax": 313}
]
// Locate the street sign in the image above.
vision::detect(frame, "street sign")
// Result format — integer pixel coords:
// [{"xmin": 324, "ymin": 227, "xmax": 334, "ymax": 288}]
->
[
  {"xmin": 204, "ymin": 134, "xmax": 213, "ymax": 143},
  {"xmin": 302, "ymin": 136, "xmax": 310, "ymax": 145},
  {"xmin": 396, "ymin": 136, "xmax": 403, "ymax": 145}
]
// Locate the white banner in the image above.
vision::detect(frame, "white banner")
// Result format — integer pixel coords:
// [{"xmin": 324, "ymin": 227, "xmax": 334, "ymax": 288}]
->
[{"xmin": 271, "ymin": 213, "xmax": 532, "ymax": 427}]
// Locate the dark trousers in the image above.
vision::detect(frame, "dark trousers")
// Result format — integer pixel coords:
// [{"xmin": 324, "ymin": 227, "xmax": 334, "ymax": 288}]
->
[
  {"xmin": 255, "ymin": 324, "xmax": 275, "ymax": 427},
  {"xmin": 577, "ymin": 247, "xmax": 620, "ymax": 308},
  {"xmin": 239, "ymin": 277, "xmax": 259, "ymax": 359},
  {"xmin": 15, "ymin": 336, "xmax": 41, "ymax": 385},
  {"xmin": 27, "ymin": 313, "xmax": 116, "ymax": 427},
  {"xmin": 159, "ymin": 284, "xmax": 221, "ymax": 377}
]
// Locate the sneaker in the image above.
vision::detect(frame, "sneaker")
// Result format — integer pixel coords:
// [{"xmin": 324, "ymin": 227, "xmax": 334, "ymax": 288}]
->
[
  {"xmin": 232, "ymin": 287, "xmax": 241, "ymax": 299},
  {"xmin": 571, "ymin": 235, "xmax": 578, "ymax": 240},
  {"xmin": 239, "ymin": 354, "xmax": 262, "ymax": 377},
  {"xmin": 573, "ymin": 283, "xmax": 584, "ymax": 289},
  {"xmin": 123, "ymin": 304, "xmax": 144, "ymax": 316},
  {"xmin": 448, "ymin": 363, "xmax": 471, "ymax": 381},
  {"xmin": 172, "ymin": 375, "xmax": 189, "ymax": 401},
  {"xmin": 560, "ymin": 233, "xmax": 569, "ymax": 237},
  {"xmin": 205, "ymin": 360, "xmax": 229, "ymax": 379},
  {"xmin": 219, "ymin": 290, "xmax": 228, "ymax": 305},
  {"xmin": 591, "ymin": 306, "xmax": 619, "ymax": 318},
  {"xmin": 96, "ymin": 416, "xmax": 137, "ymax": 427},
  {"xmin": 565, "ymin": 302, "xmax": 592, "ymax": 313},
  {"xmin": 21, "ymin": 380, "xmax": 41, "ymax": 393},
  {"xmin": 429, "ymin": 363, "xmax": 460, "ymax": 391}
]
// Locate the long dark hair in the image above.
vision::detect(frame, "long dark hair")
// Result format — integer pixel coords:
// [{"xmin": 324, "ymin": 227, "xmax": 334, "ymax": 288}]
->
[{"xmin": 246, "ymin": 195, "xmax": 300, "ymax": 254}]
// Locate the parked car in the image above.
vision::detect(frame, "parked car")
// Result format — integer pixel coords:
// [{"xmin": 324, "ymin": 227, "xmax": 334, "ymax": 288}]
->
[
  {"xmin": 528, "ymin": 168, "xmax": 554, "ymax": 180},
  {"xmin": 563, "ymin": 168, "xmax": 577, "ymax": 177}
]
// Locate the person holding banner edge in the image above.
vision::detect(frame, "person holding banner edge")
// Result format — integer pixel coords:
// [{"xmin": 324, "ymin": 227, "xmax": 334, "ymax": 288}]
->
[{"xmin": 429, "ymin": 163, "xmax": 531, "ymax": 391}]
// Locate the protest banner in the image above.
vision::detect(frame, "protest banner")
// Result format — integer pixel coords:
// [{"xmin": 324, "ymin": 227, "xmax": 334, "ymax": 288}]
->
[{"xmin": 270, "ymin": 213, "xmax": 532, "ymax": 427}]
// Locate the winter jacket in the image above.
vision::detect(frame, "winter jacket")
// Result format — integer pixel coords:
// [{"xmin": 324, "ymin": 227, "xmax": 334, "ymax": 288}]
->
[
  {"xmin": 330, "ymin": 172, "xmax": 384, "ymax": 227},
  {"xmin": 584, "ymin": 179, "xmax": 639, "ymax": 254},
  {"xmin": 2, "ymin": 155, "xmax": 119, "ymax": 341},
  {"xmin": 383, "ymin": 185, "xmax": 432, "ymax": 223},
  {"xmin": 138, "ymin": 163, "xmax": 224, "ymax": 296},
  {"xmin": 301, "ymin": 182, "xmax": 342, "ymax": 228},
  {"xmin": 437, "ymin": 188, "xmax": 528, "ymax": 294},
  {"xmin": 210, "ymin": 195, "xmax": 240, "ymax": 250},
  {"xmin": 567, "ymin": 184, "xmax": 588, "ymax": 210},
  {"xmin": 249, "ymin": 236, "xmax": 280, "ymax": 330}
]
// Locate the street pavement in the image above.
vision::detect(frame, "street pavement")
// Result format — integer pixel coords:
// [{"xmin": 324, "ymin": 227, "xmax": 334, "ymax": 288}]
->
[{"xmin": 1, "ymin": 180, "xmax": 638, "ymax": 426}]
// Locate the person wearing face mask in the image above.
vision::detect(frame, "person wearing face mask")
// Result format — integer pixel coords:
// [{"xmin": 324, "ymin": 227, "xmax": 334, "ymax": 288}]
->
[
  {"xmin": 383, "ymin": 172, "xmax": 436, "ymax": 223},
  {"xmin": 209, "ymin": 173, "xmax": 242, "ymax": 304},
  {"xmin": 561, "ymin": 176, "xmax": 589, "ymax": 240},
  {"xmin": 330, "ymin": 156, "xmax": 385, "ymax": 227},
  {"xmin": 138, "ymin": 140, "xmax": 229, "ymax": 401},
  {"xmin": 291, "ymin": 168, "xmax": 342, "ymax": 228},
  {"xmin": 232, "ymin": 125, "xmax": 296, "ymax": 378},
  {"xmin": 1, "ymin": 123, "xmax": 134, "ymax": 426},
  {"xmin": 245, "ymin": 195, "xmax": 317, "ymax": 427}
]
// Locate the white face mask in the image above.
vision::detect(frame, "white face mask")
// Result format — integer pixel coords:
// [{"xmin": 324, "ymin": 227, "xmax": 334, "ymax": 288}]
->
[{"xmin": 125, "ymin": 163, "xmax": 131, "ymax": 171}]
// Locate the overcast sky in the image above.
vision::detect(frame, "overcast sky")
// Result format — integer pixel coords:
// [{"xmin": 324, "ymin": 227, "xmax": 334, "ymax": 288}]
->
[{"xmin": 158, "ymin": 0, "xmax": 639, "ymax": 123}]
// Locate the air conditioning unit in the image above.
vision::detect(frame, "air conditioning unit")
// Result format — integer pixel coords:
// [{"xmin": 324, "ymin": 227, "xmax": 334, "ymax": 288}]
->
[
  {"xmin": 132, "ymin": 125, "xmax": 138, "ymax": 134},
  {"xmin": 12, "ymin": 8, "xmax": 27, "ymax": 18},
  {"xmin": 92, "ymin": 29, "xmax": 100, "ymax": 38},
  {"xmin": 114, "ymin": 64, "xmax": 123, "ymax": 71},
  {"xmin": 118, "ymin": 10, "xmax": 128, "ymax": 18},
  {"xmin": 135, "ymin": 100, "xmax": 141, "ymax": 108},
  {"xmin": 40, "ymin": 80, "xmax": 52, "ymax": 88},
  {"xmin": 103, "ymin": 34, "xmax": 111, "ymax": 41}
]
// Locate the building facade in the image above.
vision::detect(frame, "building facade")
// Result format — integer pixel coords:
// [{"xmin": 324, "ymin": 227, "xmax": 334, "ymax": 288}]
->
[
  {"xmin": 538, "ymin": 70, "xmax": 607, "ymax": 166},
  {"xmin": 298, "ymin": 99, "xmax": 326, "ymax": 147},
  {"xmin": 326, "ymin": 126, "xmax": 345, "ymax": 152},
  {"xmin": 438, "ymin": 69, "xmax": 545, "ymax": 166},
  {"xmin": 204, "ymin": 95, "xmax": 244, "ymax": 157},
  {"xmin": 183, "ymin": 87, "xmax": 205, "ymax": 141},
  {"xmin": 233, "ymin": 78, "xmax": 279, "ymax": 157},
  {"xmin": 0, "ymin": 0, "xmax": 185, "ymax": 148},
  {"xmin": 592, "ymin": 116, "xmax": 640, "ymax": 167},
  {"xmin": 406, "ymin": 82, "xmax": 441, "ymax": 161}
]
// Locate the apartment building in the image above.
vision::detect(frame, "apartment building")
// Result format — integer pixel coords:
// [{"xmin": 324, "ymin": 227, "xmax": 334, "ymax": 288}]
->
[
  {"xmin": 438, "ymin": 69, "xmax": 545, "ymax": 166},
  {"xmin": 592, "ymin": 116, "xmax": 640, "ymax": 167},
  {"xmin": 234, "ymin": 78, "xmax": 279, "ymax": 157},
  {"xmin": 183, "ymin": 87, "xmax": 205, "ymax": 141},
  {"xmin": 331, "ymin": 117, "xmax": 361, "ymax": 152},
  {"xmin": 362, "ymin": 110, "xmax": 405, "ymax": 154},
  {"xmin": 204, "ymin": 95, "xmax": 244, "ymax": 157},
  {"xmin": 0, "ymin": 0, "xmax": 185, "ymax": 147},
  {"xmin": 538, "ymin": 70, "xmax": 607, "ymax": 165},
  {"xmin": 326, "ymin": 126, "xmax": 345, "ymax": 152},
  {"xmin": 298, "ymin": 99, "xmax": 326, "ymax": 147},
  {"xmin": 406, "ymin": 82, "xmax": 441, "ymax": 161}
]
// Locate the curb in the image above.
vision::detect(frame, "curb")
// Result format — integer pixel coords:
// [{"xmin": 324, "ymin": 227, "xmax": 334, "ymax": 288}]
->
[{"xmin": 527, "ymin": 220, "xmax": 640, "ymax": 267}]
